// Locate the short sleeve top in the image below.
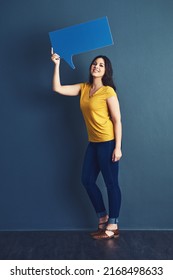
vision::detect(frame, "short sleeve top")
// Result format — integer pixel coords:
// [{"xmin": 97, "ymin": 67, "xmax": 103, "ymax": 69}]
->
[{"xmin": 80, "ymin": 83, "xmax": 117, "ymax": 142}]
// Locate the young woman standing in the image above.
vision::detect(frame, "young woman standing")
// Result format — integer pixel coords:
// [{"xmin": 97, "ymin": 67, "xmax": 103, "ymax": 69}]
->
[{"xmin": 51, "ymin": 49, "xmax": 122, "ymax": 239}]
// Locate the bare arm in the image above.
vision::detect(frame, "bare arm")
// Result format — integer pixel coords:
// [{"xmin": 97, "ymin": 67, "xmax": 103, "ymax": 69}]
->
[
  {"xmin": 107, "ymin": 95, "xmax": 122, "ymax": 162},
  {"xmin": 51, "ymin": 48, "xmax": 81, "ymax": 96}
]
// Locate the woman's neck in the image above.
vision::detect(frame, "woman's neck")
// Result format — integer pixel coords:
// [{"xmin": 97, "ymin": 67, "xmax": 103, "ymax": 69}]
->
[{"xmin": 91, "ymin": 78, "xmax": 103, "ymax": 89}]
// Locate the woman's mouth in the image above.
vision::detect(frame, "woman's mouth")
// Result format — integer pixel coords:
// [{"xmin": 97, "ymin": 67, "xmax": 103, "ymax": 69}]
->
[{"xmin": 93, "ymin": 69, "xmax": 100, "ymax": 73}]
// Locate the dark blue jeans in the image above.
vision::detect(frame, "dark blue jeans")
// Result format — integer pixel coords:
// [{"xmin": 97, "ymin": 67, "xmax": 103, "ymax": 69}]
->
[{"xmin": 81, "ymin": 140, "xmax": 121, "ymax": 224}]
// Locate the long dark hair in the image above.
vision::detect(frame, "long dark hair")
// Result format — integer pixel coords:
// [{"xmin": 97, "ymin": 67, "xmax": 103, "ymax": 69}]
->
[{"xmin": 89, "ymin": 55, "xmax": 116, "ymax": 91}]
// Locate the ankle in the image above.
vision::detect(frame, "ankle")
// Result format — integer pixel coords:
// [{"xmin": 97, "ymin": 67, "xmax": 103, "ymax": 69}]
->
[
  {"xmin": 99, "ymin": 215, "xmax": 109, "ymax": 224},
  {"xmin": 106, "ymin": 223, "xmax": 118, "ymax": 230}
]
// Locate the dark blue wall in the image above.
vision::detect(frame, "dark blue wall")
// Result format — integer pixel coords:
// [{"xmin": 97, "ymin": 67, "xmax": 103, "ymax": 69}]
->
[{"xmin": 1, "ymin": 0, "xmax": 173, "ymax": 230}]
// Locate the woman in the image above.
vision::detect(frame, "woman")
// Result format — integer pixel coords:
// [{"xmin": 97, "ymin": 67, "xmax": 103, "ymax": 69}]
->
[{"xmin": 51, "ymin": 48, "xmax": 122, "ymax": 240}]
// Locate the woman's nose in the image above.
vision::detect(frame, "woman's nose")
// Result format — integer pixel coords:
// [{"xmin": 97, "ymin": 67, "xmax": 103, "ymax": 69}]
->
[{"xmin": 94, "ymin": 65, "xmax": 99, "ymax": 70}]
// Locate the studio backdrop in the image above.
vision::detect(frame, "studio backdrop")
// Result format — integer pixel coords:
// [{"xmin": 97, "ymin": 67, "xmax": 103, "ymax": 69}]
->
[{"xmin": 1, "ymin": 0, "xmax": 173, "ymax": 230}]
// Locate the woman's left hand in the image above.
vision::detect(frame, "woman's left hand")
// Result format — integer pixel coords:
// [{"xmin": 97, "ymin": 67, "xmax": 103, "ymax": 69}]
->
[{"xmin": 112, "ymin": 148, "xmax": 122, "ymax": 162}]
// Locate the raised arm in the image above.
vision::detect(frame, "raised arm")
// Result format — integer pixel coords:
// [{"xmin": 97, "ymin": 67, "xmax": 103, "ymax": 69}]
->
[{"xmin": 51, "ymin": 48, "xmax": 81, "ymax": 96}]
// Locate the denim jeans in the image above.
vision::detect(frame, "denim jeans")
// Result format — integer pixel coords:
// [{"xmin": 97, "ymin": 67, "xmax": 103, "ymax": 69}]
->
[{"xmin": 81, "ymin": 140, "xmax": 121, "ymax": 224}]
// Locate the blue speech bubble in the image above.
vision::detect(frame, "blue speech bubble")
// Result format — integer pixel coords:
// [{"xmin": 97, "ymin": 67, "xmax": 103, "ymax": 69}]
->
[{"xmin": 49, "ymin": 17, "xmax": 114, "ymax": 69}]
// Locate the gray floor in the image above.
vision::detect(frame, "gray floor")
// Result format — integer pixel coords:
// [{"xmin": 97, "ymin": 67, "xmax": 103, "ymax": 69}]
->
[{"xmin": 0, "ymin": 230, "xmax": 173, "ymax": 260}]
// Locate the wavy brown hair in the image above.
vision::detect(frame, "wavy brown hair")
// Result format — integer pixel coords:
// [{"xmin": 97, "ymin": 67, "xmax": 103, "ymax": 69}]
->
[{"xmin": 89, "ymin": 55, "xmax": 116, "ymax": 91}]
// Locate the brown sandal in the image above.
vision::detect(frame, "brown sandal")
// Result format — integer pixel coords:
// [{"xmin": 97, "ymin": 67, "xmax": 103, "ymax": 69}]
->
[
  {"xmin": 92, "ymin": 228, "xmax": 119, "ymax": 240},
  {"xmin": 90, "ymin": 221, "xmax": 108, "ymax": 236}
]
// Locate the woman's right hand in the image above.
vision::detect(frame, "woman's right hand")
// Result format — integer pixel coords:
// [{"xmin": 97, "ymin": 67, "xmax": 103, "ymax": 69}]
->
[
  {"xmin": 51, "ymin": 47, "xmax": 81, "ymax": 96},
  {"xmin": 51, "ymin": 47, "xmax": 60, "ymax": 66}
]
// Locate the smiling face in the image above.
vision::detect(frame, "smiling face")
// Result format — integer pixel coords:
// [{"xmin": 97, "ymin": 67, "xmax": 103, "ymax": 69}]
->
[{"xmin": 90, "ymin": 57, "xmax": 105, "ymax": 79}]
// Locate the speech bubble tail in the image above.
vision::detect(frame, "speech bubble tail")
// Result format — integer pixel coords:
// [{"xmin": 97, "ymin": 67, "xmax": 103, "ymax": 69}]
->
[{"xmin": 63, "ymin": 56, "xmax": 75, "ymax": 69}]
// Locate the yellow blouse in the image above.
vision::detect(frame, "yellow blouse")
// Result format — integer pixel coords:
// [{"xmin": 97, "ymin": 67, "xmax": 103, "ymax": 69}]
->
[{"xmin": 80, "ymin": 83, "xmax": 117, "ymax": 142}]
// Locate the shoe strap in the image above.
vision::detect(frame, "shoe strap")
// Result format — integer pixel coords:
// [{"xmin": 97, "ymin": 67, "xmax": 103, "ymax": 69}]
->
[
  {"xmin": 98, "ymin": 221, "xmax": 108, "ymax": 229},
  {"xmin": 98, "ymin": 221, "xmax": 107, "ymax": 226}
]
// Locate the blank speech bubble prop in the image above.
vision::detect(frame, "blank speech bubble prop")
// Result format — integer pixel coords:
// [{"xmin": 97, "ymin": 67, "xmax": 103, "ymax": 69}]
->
[{"xmin": 49, "ymin": 17, "xmax": 114, "ymax": 69}]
